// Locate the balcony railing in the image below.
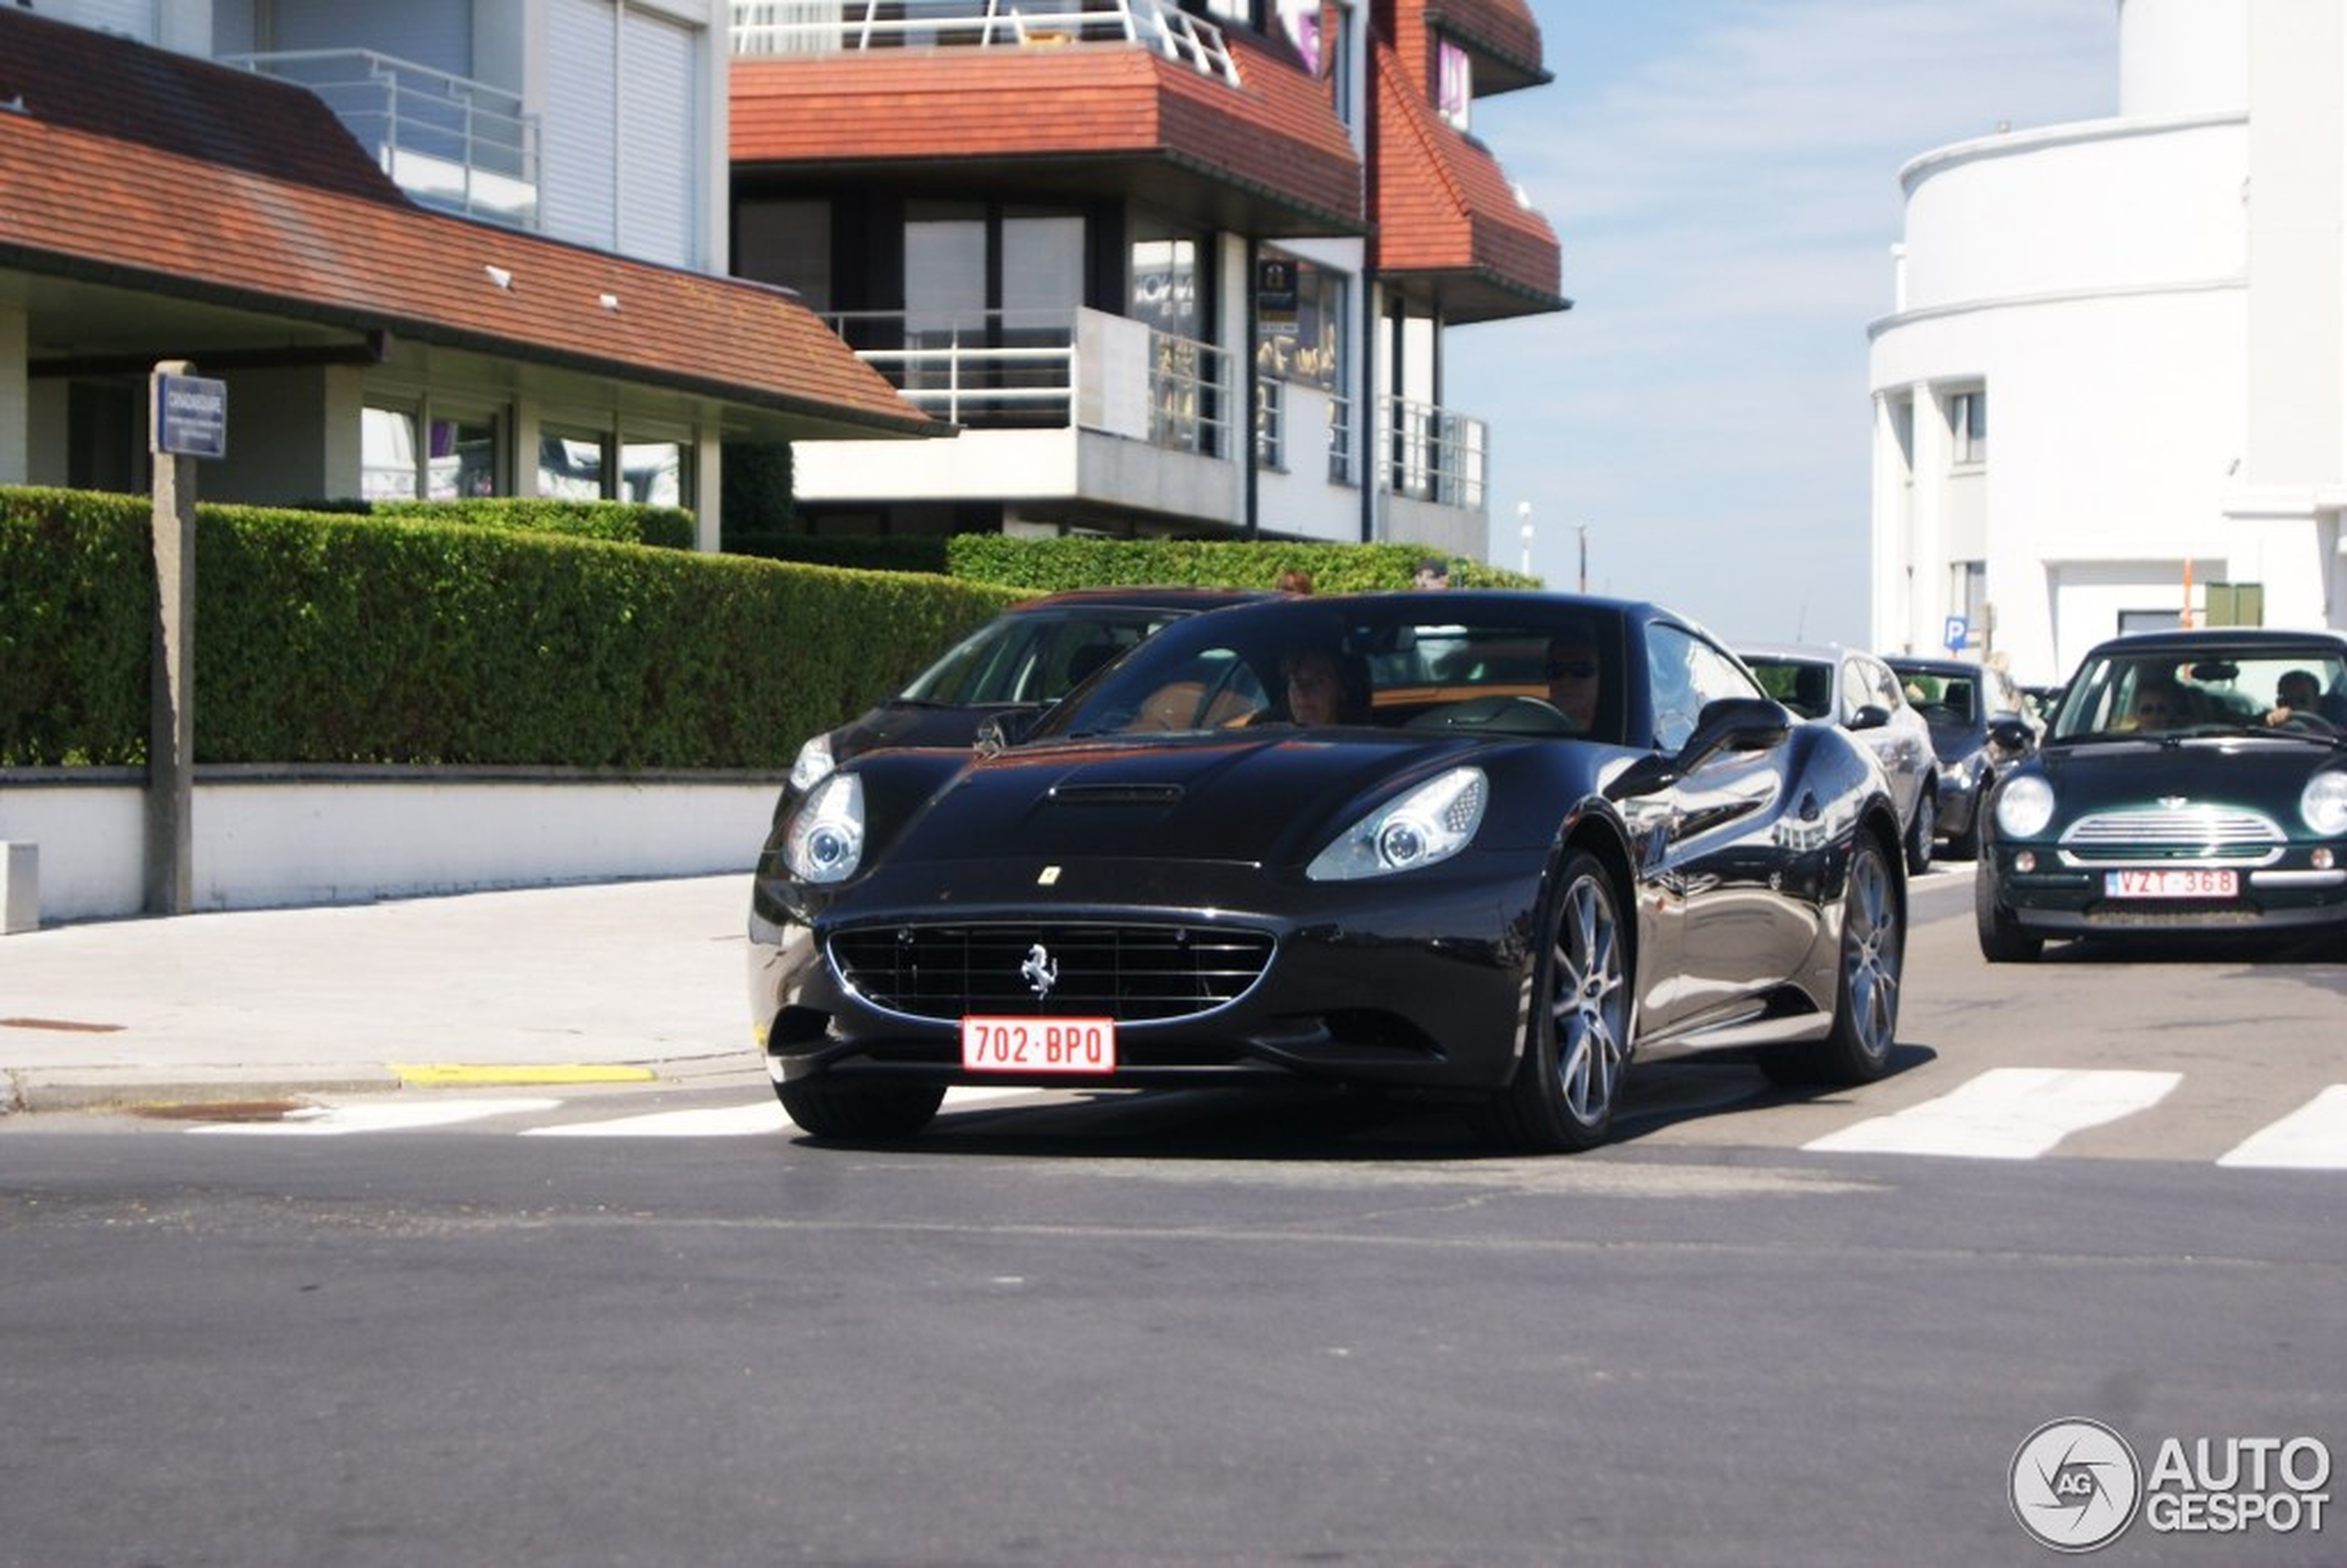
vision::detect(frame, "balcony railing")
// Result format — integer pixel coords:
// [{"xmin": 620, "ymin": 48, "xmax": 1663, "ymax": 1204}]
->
[
  {"xmin": 1382, "ymin": 396, "xmax": 1487, "ymax": 510},
  {"xmin": 222, "ymin": 50, "xmax": 540, "ymax": 231},
  {"xmin": 730, "ymin": 0, "xmax": 1239, "ymax": 82},
  {"xmin": 828, "ymin": 308, "xmax": 1233, "ymax": 456}
]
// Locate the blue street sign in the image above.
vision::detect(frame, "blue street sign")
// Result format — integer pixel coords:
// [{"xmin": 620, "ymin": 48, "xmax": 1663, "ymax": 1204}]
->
[
  {"xmin": 1943, "ymin": 614, "xmax": 1969, "ymax": 652},
  {"xmin": 154, "ymin": 373, "xmax": 227, "ymax": 460}
]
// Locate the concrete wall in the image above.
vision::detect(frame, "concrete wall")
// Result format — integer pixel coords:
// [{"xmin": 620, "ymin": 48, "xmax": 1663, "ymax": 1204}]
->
[{"xmin": 0, "ymin": 771, "xmax": 781, "ymax": 926}]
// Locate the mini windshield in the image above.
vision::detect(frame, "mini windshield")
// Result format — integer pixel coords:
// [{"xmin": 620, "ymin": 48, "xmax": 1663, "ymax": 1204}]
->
[
  {"xmin": 2050, "ymin": 648, "xmax": 2347, "ymax": 739},
  {"xmin": 1029, "ymin": 596, "xmax": 1637, "ymax": 747}
]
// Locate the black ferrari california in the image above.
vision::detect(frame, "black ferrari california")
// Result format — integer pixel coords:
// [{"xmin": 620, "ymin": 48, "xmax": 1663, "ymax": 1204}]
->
[
  {"xmin": 1975, "ymin": 626, "xmax": 2347, "ymax": 960},
  {"xmin": 748, "ymin": 592, "xmax": 1910, "ymax": 1152}
]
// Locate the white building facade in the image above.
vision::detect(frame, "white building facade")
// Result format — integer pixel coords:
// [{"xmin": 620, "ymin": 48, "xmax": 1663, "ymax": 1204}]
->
[{"xmin": 1869, "ymin": 0, "xmax": 2346, "ymax": 685}]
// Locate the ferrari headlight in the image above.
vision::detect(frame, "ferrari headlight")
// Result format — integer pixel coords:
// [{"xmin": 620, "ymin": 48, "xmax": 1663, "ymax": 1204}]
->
[
  {"xmin": 787, "ymin": 732, "xmax": 837, "ymax": 795},
  {"xmin": 1994, "ymin": 773, "xmax": 2056, "ymax": 840},
  {"xmin": 2301, "ymin": 772, "xmax": 2347, "ymax": 837},
  {"xmin": 1307, "ymin": 767, "xmax": 1487, "ymax": 881},
  {"xmin": 783, "ymin": 772, "xmax": 865, "ymax": 883}
]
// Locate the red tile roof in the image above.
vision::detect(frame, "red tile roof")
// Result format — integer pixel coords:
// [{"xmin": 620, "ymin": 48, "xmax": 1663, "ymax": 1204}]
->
[
  {"xmin": 1369, "ymin": 43, "xmax": 1563, "ymax": 321},
  {"xmin": 0, "ymin": 9, "xmax": 933, "ymax": 438},
  {"xmin": 731, "ymin": 39, "xmax": 1362, "ymax": 233},
  {"xmin": 1422, "ymin": 0, "xmax": 1547, "ymax": 91}
]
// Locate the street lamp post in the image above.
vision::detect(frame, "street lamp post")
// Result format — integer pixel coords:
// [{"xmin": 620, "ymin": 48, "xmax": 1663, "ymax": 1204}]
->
[{"xmin": 1576, "ymin": 522, "xmax": 1588, "ymax": 593}]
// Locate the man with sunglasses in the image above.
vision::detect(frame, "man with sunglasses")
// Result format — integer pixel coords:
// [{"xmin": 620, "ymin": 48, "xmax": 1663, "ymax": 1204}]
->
[{"xmin": 1545, "ymin": 622, "xmax": 1602, "ymax": 732}]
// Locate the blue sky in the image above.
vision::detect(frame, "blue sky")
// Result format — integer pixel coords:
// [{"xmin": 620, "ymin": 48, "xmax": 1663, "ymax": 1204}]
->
[{"xmin": 1447, "ymin": 0, "xmax": 2118, "ymax": 645}]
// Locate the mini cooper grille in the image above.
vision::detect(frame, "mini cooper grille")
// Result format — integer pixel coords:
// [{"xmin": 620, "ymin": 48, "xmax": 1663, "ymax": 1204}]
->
[
  {"xmin": 2061, "ymin": 806, "xmax": 2282, "ymax": 860},
  {"xmin": 829, "ymin": 923, "xmax": 1276, "ymax": 1024}
]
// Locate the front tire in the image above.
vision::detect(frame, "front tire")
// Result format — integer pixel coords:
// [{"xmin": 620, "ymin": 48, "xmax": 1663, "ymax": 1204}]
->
[
  {"xmin": 1975, "ymin": 860, "xmax": 2042, "ymax": 963},
  {"xmin": 1904, "ymin": 788, "xmax": 1936, "ymax": 875},
  {"xmin": 1486, "ymin": 851, "xmax": 1632, "ymax": 1153},
  {"xmin": 777, "ymin": 1077, "xmax": 945, "ymax": 1141},
  {"xmin": 1760, "ymin": 833, "xmax": 1902, "ymax": 1085}
]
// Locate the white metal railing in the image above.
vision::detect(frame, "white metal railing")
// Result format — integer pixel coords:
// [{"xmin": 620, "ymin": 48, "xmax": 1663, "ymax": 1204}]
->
[
  {"xmin": 223, "ymin": 50, "xmax": 540, "ymax": 230},
  {"xmin": 828, "ymin": 309, "xmax": 1232, "ymax": 456},
  {"xmin": 1254, "ymin": 380, "xmax": 1284, "ymax": 469},
  {"xmin": 730, "ymin": 0, "xmax": 1238, "ymax": 83},
  {"xmin": 1382, "ymin": 395, "xmax": 1486, "ymax": 510}
]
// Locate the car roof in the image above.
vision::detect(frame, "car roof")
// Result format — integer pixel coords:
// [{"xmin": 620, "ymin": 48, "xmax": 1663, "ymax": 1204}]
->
[
  {"xmin": 1734, "ymin": 641, "xmax": 1858, "ymax": 662},
  {"xmin": 1007, "ymin": 586, "xmax": 1284, "ymax": 613},
  {"xmin": 2080, "ymin": 626, "xmax": 2347, "ymax": 658},
  {"xmin": 1887, "ymin": 654, "xmax": 1988, "ymax": 674}
]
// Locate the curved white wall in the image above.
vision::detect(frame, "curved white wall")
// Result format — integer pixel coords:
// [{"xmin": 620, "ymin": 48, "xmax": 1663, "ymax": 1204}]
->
[{"xmin": 1869, "ymin": 0, "xmax": 2345, "ymax": 682}]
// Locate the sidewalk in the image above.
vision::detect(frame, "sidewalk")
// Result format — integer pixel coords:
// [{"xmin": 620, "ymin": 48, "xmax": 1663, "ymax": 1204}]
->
[{"xmin": 0, "ymin": 874, "xmax": 761, "ymax": 1113}]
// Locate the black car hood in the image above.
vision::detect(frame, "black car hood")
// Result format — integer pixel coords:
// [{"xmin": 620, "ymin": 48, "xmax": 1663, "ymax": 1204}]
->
[
  {"xmin": 874, "ymin": 730, "xmax": 1491, "ymax": 868},
  {"xmin": 836, "ymin": 699, "xmax": 1039, "ymax": 761},
  {"xmin": 2036, "ymin": 732, "xmax": 2345, "ymax": 808}
]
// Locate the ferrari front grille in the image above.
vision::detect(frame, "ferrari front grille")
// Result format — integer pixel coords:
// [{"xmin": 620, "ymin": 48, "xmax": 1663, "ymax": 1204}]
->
[
  {"xmin": 829, "ymin": 921, "xmax": 1276, "ymax": 1025},
  {"xmin": 2060, "ymin": 806, "xmax": 2281, "ymax": 861}
]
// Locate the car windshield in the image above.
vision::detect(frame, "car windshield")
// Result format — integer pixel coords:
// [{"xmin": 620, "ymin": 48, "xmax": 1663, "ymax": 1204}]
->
[
  {"xmin": 1031, "ymin": 596, "xmax": 1634, "ymax": 747},
  {"xmin": 1744, "ymin": 657, "xmax": 1835, "ymax": 720},
  {"xmin": 898, "ymin": 606, "xmax": 1190, "ymax": 707},
  {"xmin": 2050, "ymin": 648, "xmax": 2347, "ymax": 739},
  {"xmin": 1890, "ymin": 666, "xmax": 1980, "ymax": 726}
]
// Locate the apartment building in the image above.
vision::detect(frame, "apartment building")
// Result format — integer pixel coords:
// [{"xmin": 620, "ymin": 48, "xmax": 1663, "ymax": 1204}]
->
[
  {"xmin": 1, "ymin": 0, "xmax": 932, "ymax": 548},
  {"xmin": 1870, "ymin": 0, "xmax": 2347, "ymax": 683},
  {"xmin": 726, "ymin": 0, "xmax": 1565, "ymax": 558}
]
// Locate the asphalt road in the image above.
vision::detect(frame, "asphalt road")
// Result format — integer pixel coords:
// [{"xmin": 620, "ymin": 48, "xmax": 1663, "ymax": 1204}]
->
[{"xmin": 3, "ymin": 870, "xmax": 2341, "ymax": 1568}]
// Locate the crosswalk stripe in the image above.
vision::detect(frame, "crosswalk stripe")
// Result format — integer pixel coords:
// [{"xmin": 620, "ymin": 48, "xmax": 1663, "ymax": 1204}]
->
[
  {"xmin": 1802, "ymin": 1068, "xmax": 2183, "ymax": 1159},
  {"xmin": 188, "ymin": 1098, "xmax": 563, "ymax": 1136},
  {"xmin": 2216, "ymin": 1086, "xmax": 2347, "ymax": 1170},
  {"xmin": 523, "ymin": 1102, "xmax": 785, "ymax": 1138},
  {"xmin": 517, "ymin": 1085, "xmax": 1043, "ymax": 1138}
]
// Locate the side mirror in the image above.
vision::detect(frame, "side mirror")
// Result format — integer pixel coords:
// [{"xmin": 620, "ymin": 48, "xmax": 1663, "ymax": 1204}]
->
[
  {"xmin": 974, "ymin": 709, "xmax": 1041, "ymax": 757},
  {"xmin": 1988, "ymin": 717, "xmax": 2035, "ymax": 754},
  {"xmin": 1847, "ymin": 703, "xmax": 1891, "ymax": 732},
  {"xmin": 1685, "ymin": 696, "xmax": 1792, "ymax": 761},
  {"xmin": 1610, "ymin": 698, "xmax": 1789, "ymax": 801}
]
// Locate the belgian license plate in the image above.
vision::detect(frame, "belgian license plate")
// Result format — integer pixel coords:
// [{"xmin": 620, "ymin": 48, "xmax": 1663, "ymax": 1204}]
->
[
  {"xmin": 2105, "ymin": 868, "xmax": 2239, "ymax": 899},
  {"xmin": 960, "ymin": 1015, "xmax": 1117, "ymax": 1075}
]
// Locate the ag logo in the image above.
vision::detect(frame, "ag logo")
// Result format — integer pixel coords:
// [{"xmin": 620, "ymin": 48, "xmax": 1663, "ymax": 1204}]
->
[{"xmin": 2011, "ymin": 1417, "xmax": 2142, "ymax": 1553}]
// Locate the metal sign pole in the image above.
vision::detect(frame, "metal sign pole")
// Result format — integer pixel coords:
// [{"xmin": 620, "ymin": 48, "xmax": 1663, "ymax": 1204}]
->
[{"xmin": 145, "ymin": 359, "xmax": 217, "ymax": 916}]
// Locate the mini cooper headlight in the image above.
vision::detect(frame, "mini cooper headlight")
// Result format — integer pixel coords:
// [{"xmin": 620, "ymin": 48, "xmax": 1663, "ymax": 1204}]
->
[
  {"xmin": 2302, "ymin": 772, "xmax": 2347, "ymax": 837},
  {"xmin": 787, "ymin": 732, "xmax": 838, "ymax": 795},
  {"xmin": 1994, "ymin": 773, "xmax": 2057, "ymax": 840},
  {"xmin": 784, "ymin": 772, "xmax": 865, "ymax": 883},
  {"xmin": 1307, "ymin": 767, "xmax": 1487, "ymax": 881}
]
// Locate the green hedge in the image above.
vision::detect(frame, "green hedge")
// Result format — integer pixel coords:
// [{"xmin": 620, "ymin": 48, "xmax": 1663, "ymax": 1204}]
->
[
  {"xmin": 945, "ymin": 533, "xmax": 1538, "ymax": 592},
  {"xmin": 1, "ymin": 483, "xmax": 1540, "ymax": 770},
  {"xmin": 0, "ymin": 487, "xmax": 1011, "ymax": 769},
  {"xmin": 371, "ymin": 496, "xmax": 696, "ymax": 550}
]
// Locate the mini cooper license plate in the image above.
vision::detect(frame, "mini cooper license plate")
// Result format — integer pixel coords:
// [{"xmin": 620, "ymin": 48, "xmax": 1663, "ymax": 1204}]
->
[
  {"xmin": 2105, "ymin": 868, "xmax": 2239, "ymax": 899},
  {"xmin": 960, "ymin": 1015, "xmax": 1117, "ymax": 1075}
]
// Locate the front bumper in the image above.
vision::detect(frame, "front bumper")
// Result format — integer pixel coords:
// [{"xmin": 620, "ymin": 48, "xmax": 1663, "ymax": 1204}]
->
[
  {"xmin": 748, "ymin": 852, "xmax": 1545, "ymax": 1096},
  {"xmin": 1985, "ymin": 845, "xmax": 2347, "ymax": 936}
]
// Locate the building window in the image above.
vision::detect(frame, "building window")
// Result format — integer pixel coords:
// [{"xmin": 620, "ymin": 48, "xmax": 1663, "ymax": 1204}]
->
[
  {"xmin": 1255, "ymin": 250, "xmax": 1344, "ymax": 393},
  {"xmin": 1951, "ymin": 388, "xmax": 1987, "ymax": 467},
  {"xmin": 539, "ymin": 428, "xmax": 610, "ymax": 501},
  {"xmin": 1436, "ymin": 40, "xmax": 1471, "ymax": 131},
  {"xmin": 536, "ymin": 425, "xmax": 692, "ymax": 507},
  {"xmin": 365, "ymin": 405, "xmax": 501, "ymax": 500},
  {"xmin": 1132, "ymin": 221, "xmax": 1208, "ymax": 343}
]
